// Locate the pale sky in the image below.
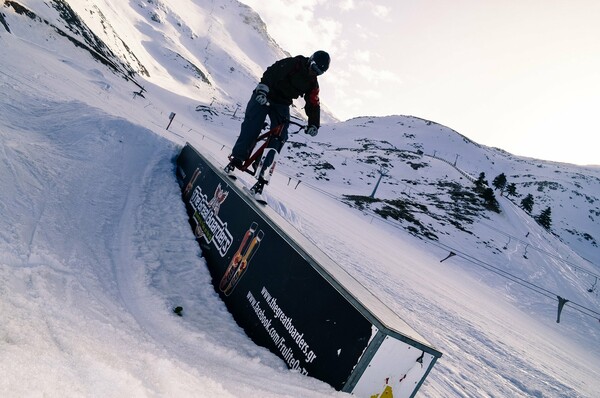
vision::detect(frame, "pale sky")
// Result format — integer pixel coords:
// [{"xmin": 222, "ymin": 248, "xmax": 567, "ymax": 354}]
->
[{"xmin": 240, "ymin": 0, "xmax": 600, "ymax": 166}]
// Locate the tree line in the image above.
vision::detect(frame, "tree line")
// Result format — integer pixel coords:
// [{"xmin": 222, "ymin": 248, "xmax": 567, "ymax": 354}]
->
[{"xmin": 474, "ymin": 172, "xmax": 552, "ymax": 230}]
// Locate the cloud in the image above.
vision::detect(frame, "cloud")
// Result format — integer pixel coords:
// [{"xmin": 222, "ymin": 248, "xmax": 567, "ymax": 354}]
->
[
  {"xmin": 349, "ymin": 1, "xmax": 390, "ymax": 19},
  {"xmin": 338, "ymin": 0, "xmax": 356, "ymax": 11},
  {"xmin": 241, "ymin": 0, "xmax": 341, "ymax": 54},
  {"xmin": 354, "ymin": 23, "xmax": 378, "ymax": 40},
  {"xmin": 349, "ymin": 61, "xmax": 402, "ymax": 85},
  {"xmin": 372, "ymin": 5, "xmax": 391, "ymax": 19},
  {"xmin": 353, "ymin": 50, "xmax": 371, "ymax": 63}
]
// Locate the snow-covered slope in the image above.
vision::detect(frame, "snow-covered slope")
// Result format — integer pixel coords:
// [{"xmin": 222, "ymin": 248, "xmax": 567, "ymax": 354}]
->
[
  {"xmin": 277, "ymin": 115, "xmax": 600, "ymax": 265},
  {"xmin": 1, "ymin": 1, "xmax": 599, "ymax": 397}
]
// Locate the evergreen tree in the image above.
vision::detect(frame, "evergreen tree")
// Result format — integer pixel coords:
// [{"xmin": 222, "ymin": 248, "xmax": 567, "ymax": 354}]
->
[
  {"xmin": 535, "ymin": 206, "xmax": 552, "ymax": 230},
  {"xmin": 521, "ymin": 194, "xmax": 534, "ymax": 213},
  {"xmin": 481, "ymin": 187, "xmax": 500, "ymax": 213},
  {"xmin": 492, "ymin": 173, "xmax": 507, "ymax": 194},
  {"xmin": 475, "ymin": 172, "xmax": 488, "ymax": 192},
  {"xmin": 506, "ymin": 182, "xmax": 517, "ymax": 197}
]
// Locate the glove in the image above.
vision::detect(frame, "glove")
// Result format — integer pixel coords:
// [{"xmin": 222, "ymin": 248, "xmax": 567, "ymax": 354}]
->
[
  {"xmin": 254, "ymin": 83, "xmax": 269, "ymax": 106},
  {"xmin": 306, "ymin": 125, "xmax": 318, "ymax": 137}
]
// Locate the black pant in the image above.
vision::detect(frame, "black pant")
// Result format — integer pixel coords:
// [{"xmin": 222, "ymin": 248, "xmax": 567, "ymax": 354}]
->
[{"xmin": 231, "ymin": 91, "xmax": 290, "ymax": 161}]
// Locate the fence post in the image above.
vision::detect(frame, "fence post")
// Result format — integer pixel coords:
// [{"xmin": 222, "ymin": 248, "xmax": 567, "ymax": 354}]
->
[{"xmin": 166, "ymin": 112, "xmax": 176, "ymax": 130}]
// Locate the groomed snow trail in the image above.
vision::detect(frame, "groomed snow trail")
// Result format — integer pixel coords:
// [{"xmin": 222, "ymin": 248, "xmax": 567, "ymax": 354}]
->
[{"xmin": 0, "ymin": 86, "xmax": 341, "ymax": 397}]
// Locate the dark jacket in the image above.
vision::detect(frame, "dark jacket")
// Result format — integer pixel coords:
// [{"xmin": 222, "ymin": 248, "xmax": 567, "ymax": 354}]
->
[{"xmin": 260, "ymin": 55, "xmax": 321, "ymax": 127}]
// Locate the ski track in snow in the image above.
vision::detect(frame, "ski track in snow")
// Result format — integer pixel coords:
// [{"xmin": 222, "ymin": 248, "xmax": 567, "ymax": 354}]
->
[{"xmin": 0, "ymin": 87, "xmax": 339, "ymax": 397}]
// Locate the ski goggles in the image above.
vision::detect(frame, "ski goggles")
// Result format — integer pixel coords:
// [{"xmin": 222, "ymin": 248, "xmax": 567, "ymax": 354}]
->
[{"xmin": 309, "ymin": 60, "xmax": 325, "ymax": 76}]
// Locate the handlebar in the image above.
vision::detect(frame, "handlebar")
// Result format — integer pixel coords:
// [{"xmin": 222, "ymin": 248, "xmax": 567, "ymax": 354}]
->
[
  {"xmin": 288, "ymin": 119, "xmax": 307, "ymax": 133},
  {"xmin": 288, "ymin": 119, "xmax": 305, "ymax": 128},
  {"xmin": 263, "ymin": 102, "xmax": 307, "ymax": 132}
]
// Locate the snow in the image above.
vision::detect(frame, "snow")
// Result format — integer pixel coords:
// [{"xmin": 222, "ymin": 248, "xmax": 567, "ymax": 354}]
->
[{"xmin": 1, "ymin": 1, "xmax": 599, "ymax": 397}]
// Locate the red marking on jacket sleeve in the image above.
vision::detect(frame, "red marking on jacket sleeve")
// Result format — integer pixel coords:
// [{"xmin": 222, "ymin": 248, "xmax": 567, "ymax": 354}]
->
[{"xmin": 308, "ymin": 87, "xmax": 320, "ymax": 107}]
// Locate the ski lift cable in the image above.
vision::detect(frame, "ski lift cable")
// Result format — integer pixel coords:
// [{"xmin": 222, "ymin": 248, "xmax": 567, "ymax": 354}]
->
[
  {"xmin": 427, "ymin": 240, "xmax": 600, "ymax": 319},
  {"xmin": 430, "ymin": 241, "xmax": 556, "ymax": 299},
  {"xmin": 479, "ymin": 206, "xmax": 600, "ymax": 278}
]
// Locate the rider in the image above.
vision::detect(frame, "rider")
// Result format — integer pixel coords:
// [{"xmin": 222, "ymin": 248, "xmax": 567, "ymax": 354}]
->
[{"xmin": 227, "ymin": 50, "xmax": 330, "ymax": 173}]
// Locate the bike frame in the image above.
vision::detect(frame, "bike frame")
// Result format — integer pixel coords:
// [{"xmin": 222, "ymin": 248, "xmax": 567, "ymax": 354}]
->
[{"xmin": 237, "ymin": 119, "xmax": 305, "ymax": 176}]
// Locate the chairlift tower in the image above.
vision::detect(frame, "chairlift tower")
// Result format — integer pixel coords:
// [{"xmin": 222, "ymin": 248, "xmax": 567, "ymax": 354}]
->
[{"xmin": 370, "ymin": 165, "xmax": 389, "ymax": 198}]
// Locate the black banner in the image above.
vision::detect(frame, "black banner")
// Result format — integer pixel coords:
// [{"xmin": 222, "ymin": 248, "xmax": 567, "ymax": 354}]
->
[{"xmin": 176, "ymin": 144, "xmax": 373, "ymax": 390}]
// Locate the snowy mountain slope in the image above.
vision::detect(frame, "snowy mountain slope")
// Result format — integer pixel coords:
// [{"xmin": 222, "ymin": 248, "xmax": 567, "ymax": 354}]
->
[
  {"xmin": 2, "ymin": 0, "xmax": 600, "ymax": 397},
  {"xmin": 276, "ymin": 115, "xmax": 600, "ymax": 265},
  {"xmin": 4, "ymin": 0, "xmax": 337, "ymax": 119},
  {"xmin": 4, "ymin": 0, "xmax": 286, "ymax": 101},
  {"xmin": 273, "ymin": 115, "xmax": 600, "ymax": 334}
]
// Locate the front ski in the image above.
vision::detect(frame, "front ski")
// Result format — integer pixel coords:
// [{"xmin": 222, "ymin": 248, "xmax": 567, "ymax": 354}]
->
[
  {"xmin": 249, "ymin": 179, "xmax": 268, "ymax": 205},
  {"xmin": 224, "ymin": 159, "xmax": 268, "ymax": 205},
  {"xmin": 252, "ymin": 192, "xmax": 268, "ymax": 206},
  {"xmin": 224, "ymin": 162, "xmax": 238, "ymax": 180},
  {"xmin": 241, "ymin": 186, "xmax": 267, "ymax": 206}
]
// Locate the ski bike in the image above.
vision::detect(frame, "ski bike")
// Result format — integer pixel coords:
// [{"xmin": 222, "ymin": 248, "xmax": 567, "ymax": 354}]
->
[{"xmin": 224, "ymin": 119, "xmax": 306, "ymax": 204}]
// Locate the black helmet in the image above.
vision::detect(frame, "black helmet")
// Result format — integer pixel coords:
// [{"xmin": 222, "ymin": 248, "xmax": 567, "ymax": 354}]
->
[{"xmin": 308, "ymin": 50, "xmax": 330, "ymax": 76}]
